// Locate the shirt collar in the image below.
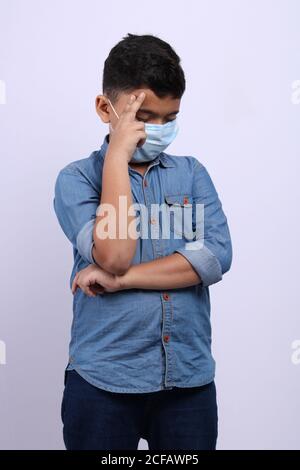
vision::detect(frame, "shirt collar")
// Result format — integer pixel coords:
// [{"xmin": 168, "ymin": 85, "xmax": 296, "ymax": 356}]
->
[{"xmin": 98, "ymin": 133, "xmax": 175, "ymax": 168}]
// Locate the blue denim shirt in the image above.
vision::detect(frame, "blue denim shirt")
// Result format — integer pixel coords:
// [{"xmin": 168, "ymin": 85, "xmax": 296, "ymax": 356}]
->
[{"xmin": 53, "ymin": 133, "xmax": 232, "ymax": 393}]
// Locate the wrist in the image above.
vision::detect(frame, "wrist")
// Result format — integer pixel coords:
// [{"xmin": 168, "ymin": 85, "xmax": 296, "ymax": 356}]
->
[
  {"xmin": 117, "ymin": 266, "xmax": 135, "ymax": 290},
  {"xmin": 106, "ymin": 146, "xmax": 131, "ymax": 163}
]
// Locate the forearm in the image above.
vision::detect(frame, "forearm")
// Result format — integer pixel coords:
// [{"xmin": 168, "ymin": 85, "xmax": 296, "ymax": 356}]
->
[
  {"xmin": 119, "ymin": 252, "xmax": 202, "ymax": 290},
  {"xmin": 93, "ymin": 150, "xmax": 137, "ymax": 274}
]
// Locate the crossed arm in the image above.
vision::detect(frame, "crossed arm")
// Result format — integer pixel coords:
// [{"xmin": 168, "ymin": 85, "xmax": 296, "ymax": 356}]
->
[
  {"xmin": 54, "ymin": 158, "xmax": 232, "ymax": 296},
  {"xmin": 85, "ymin": 145, "xmax": 202, "ymax": 290},
  {"xmin": 110, "ymin": 251, "xmax": 201, "ymax": 290},
  {"xmin": 70, "ymin": 252, "xmax": 200, "ymax": 297}
]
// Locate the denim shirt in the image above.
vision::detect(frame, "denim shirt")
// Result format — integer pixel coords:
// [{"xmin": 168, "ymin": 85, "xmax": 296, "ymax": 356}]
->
[{"xmin": 53, "ymin": 133, "xmax": 232, "ymax": 393}]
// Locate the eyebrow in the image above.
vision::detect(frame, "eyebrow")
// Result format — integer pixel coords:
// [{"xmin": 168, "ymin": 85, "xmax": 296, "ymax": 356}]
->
[{"xmin": 137, "ymin": 108, "xmax": 180, "ymax": 117}]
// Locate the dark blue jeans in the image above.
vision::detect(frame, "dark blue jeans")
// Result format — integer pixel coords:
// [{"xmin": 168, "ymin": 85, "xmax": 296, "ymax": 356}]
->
[{"xmin": 61, "ymin": 369, "xmax": 218, "ymax": 450}]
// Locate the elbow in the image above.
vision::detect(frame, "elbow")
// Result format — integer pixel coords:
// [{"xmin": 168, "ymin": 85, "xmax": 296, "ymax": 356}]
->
[
  {"xmin": 93, "ymin": 247, "xmax": 131, "ymax": 275},
  {"xmin": 104, "ymin": 260, "xmax": 131, "ymax": 276}
]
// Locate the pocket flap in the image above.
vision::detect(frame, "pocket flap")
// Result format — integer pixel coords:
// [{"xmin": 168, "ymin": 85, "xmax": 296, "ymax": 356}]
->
[{"xmin": 164, "ymin": 194, "xmax": 192, "ymax": 207}]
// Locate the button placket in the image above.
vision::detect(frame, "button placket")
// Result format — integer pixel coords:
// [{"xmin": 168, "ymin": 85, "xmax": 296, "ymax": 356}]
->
[
  {"xmin": 140, "ymin": 161, "xmax": 174, "ymax": 388},
  {"xmin": 161, "ymin": 290, "xmax": 173, "ymax": 386},
  {"xmin": 142, "ymin": 168, "xmax": 163, "ymax": 259}
]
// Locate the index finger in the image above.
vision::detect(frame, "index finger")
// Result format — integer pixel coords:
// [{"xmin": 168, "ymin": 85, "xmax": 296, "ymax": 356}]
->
[{"xmin": 122, "ymin": 92, "xmax": 146, "ymax": 122}]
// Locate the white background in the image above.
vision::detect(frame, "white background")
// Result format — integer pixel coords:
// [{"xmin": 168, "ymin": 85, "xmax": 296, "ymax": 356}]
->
[{"xmin": 0, "ymin": 0, "xmax": 299, "ymax": 449}]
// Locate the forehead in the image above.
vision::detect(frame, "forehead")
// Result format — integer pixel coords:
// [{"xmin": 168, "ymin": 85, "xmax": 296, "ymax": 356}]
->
[{"xmin": 119, "ymin": 88, "xmax": 181, "ymax": 114}]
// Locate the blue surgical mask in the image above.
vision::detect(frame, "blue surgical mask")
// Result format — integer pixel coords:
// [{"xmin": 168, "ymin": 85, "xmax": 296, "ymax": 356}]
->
[{"xmin": 107, "ymin": 98, "xmax": 179, "ymax": 163}]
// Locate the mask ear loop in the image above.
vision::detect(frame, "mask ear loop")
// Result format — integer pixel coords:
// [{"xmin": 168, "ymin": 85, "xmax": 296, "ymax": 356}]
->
[
  {"xmin": 107, "ymin": 98, "xmax": 120, "ymax": 134},
  {"xmin": 107, "ymin": 98, "xmax": 120, "ymax": 120}
]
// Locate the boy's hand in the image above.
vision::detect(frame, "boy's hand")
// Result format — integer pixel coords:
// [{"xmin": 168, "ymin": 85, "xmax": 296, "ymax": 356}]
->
[
  {"xmin": 71, "ymin": 264, "xmax": 123, "ymax": 297},
  {"xmin": 108, "ymin": 92, "xmax": 147, "ymax": 161}
]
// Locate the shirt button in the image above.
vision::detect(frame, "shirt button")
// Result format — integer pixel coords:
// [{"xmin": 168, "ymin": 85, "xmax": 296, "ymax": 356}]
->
[
  {"xmin": 150, "ymin": 218, "xmax": 156, "ymax": 224},
  {"xmin": 163, "ymin": 293, "xmax": 170, "ymax": 301},
  {"xmin": 144, "ymin": 179, "xmax": 148, "ymax": 187},
  {"xmin": 163, "ymin": 335, "xmax": 170, "ymax": 343}
]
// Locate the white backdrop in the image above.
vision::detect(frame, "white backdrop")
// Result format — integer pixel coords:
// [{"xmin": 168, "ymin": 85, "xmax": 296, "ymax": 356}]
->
[{"xmin": 0, "ymin": 0, "xmax": 299, "ymax": 450}]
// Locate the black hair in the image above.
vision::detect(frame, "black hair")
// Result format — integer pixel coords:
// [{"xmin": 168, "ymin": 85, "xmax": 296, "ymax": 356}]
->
[{"xmin": 102, "ymin": 33, "xmax": 186, "ymax": 103}]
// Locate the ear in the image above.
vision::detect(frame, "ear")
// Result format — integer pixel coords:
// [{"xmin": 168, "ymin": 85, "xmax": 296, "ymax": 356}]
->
[{"xmin": 95, "ymin": 95, "xmax": 110, "ymax": 123}]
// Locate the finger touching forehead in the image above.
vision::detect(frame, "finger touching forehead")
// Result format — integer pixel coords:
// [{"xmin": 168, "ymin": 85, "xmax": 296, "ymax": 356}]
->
[{"xmin": 118, "ymin": 88, "xmax": 181, "ymax": 118}]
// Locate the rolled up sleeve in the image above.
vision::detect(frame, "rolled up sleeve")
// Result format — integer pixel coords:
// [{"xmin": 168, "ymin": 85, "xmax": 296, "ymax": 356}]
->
[
  {"xmin": 175, "ymin": 158, "xmax": 232, "ymax": 287},
  {"xmin": 53, "ymin": 169, "xmax": 98, "ymax": 264}
]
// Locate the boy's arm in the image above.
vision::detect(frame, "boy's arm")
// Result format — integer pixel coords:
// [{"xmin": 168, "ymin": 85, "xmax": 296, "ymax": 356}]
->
[
  {"xmin": 62, "ymin": 156, "xmax": 232, "ymax": 290},
  {"xmin": 118, "ymin": 252, "xmax": 201, "ymax": 290},
  {"xmin": 53, "ymin": 158, "xmax": 138, "ymax": 278},
  {"xmin": 92, "ymin": 93, "xmax": 147, "ymax": 275},
  {"xmin": 53, "ymin": 94, "xmax": 147, "ymax": 279},
  {"xmin": 120, "ymin": 158, "xmax": 232, "ymax": 290},
  {"xmin": 53, "ymin": 164, "xmax": 135, "ymax": 278},
  {"xmin": 173, "ymin": 158, "xmax": 233, "ymax": 288},
  {"xmin": 92, "ymin": 149, "xmax": 137, "ymax": 276}
]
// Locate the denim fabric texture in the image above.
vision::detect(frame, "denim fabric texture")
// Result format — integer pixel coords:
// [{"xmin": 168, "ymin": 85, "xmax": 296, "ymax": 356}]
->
[{"xmin": 53, "ymin": 133, "xmax": 232, "ymax": 393}]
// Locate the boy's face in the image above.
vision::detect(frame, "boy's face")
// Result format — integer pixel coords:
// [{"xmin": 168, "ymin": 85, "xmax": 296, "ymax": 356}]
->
[{"xmin": 95, "ymin": 88, "xmax": 181, "ymax": 130}]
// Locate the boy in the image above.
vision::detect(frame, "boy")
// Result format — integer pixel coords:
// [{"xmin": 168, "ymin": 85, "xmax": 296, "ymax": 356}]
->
[{"xmin": 53, "ymin": 33, "xmax": 232, "ymax": 450}]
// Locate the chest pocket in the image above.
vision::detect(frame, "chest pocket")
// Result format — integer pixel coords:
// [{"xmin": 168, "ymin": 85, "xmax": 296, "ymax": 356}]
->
[{"xmin": 163, "ymin": 193, "xmax": 195, "ymax": 240}]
